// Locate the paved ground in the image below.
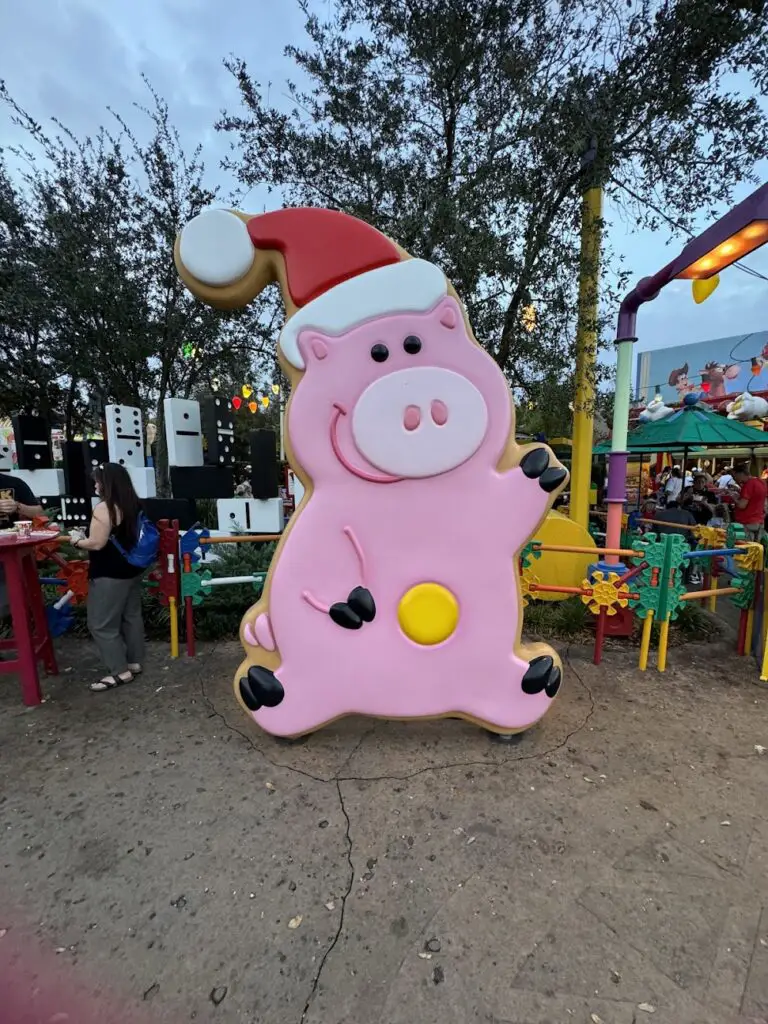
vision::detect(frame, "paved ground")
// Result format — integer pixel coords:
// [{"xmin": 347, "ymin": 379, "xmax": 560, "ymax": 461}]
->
[{"xmin": 2, "ymin": 635, "xmax": 768, "ymax": 1024}]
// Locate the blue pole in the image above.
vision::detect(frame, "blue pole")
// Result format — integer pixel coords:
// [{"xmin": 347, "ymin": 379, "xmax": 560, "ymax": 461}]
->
[
  {"xmin": 682, "ymin": 548, "xmax": 743, "ymax": 559},
  {"xmin": 39, "ymin": 577, "xmax": 68, "ymax": 585}
]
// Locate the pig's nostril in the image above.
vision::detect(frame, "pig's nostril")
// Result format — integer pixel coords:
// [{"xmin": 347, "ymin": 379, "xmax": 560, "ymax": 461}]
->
[
  {"xmin": 431, "ymin": 400, "xmax": 449, "ymax": 426},
  {"xmin": 404, "ymin": 405, "xmax": 421, "ymax": 431}
]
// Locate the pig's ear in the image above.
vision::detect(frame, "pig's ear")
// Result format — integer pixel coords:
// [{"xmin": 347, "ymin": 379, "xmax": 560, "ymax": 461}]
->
[
  {"xmin": 296, "ymin": 332, "xmax": 330, "ymax": 366},
  {"xmin": 432, "ymin": 296, "xmax": 461, "ymax": 329}
]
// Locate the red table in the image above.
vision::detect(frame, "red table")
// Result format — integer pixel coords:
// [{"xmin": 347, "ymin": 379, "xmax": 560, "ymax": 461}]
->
[{"xmin": 0, "ymin": 531, "xmax": 60, "ymax": 705}]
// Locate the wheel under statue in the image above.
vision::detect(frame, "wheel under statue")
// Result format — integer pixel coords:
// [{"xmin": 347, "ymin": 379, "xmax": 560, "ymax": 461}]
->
[{"xmin": 174, "ymin": 207, "xmax": 568, "ymax": 739}]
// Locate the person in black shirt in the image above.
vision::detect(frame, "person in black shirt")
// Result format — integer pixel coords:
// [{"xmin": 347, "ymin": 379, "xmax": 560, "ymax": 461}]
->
[
  {"xmin": 0, "ymin": 472, "xmax": 44, "ymax": 618},
  {"xmin": 0, "ymin": 472, "xmax": 44, "ymax": 527},
  {"xmin": 652, "ymin": 499, "xmax": 701, "ymax": 585},
  {"xmin": 69, "ymin": 463, "xmax": 145, "ymax": 691},
  {"xmin": 652, "ymin": 498, "xmax": 697, "ymax": 538}
]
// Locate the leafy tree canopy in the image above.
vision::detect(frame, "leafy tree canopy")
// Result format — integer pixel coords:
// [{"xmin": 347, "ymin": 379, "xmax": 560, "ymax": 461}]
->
[
  {"xmin": 0, "ymin": 79, "xmax": 277, "ymax": 488},
  {"xmin": 219, "ymin": 0, "xmax": 768, "ymax": 424}
]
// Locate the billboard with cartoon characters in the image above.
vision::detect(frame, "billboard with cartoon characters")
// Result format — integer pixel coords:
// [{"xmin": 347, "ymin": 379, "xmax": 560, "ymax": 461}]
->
[{"xmin": 636, "ymin": 331, "xmax": 768, "ymax": 405}]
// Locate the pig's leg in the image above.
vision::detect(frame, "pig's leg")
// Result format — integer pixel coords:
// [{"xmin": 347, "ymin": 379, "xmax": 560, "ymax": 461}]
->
[
  {"xmin": 302, "ymin": 525, "xmax": 377, "ymax": 630},
  {"xmin": 239, "ymin": 613, "xmax": 284, "ymax": 711},
  {"xmin": 499, "ymin": 448, "xmax": 568, "ymax": 539},
  {"xmin": 471, "ymin": 651, "xmax": 562, "ymax": 734}
]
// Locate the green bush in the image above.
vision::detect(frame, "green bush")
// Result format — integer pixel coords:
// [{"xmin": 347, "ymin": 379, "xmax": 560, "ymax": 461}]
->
[
  {"xmin": 192, "ymin": 541, "xmax": 276, "ymax": 640},
  {"xmin": 522, "ymin": 597, "xmax": 590, "ymax": 638},
  {"xmin": 31, "ymin": 540, "xmax": 278, "ymax": 643}
]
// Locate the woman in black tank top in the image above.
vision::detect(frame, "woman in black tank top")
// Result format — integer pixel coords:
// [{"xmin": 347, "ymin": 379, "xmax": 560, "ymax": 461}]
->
[{"xmin": 69, "ymin": 463, "xmax": 146, "ymax": 691}]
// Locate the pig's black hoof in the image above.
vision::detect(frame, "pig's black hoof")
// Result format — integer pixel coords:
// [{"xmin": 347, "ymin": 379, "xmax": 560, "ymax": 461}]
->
[
  {"xmin": 330, "ymin": 603, "xmax": 363, "ymax": 629},
  {"xmin": 240, "ymin": 665, "xmax": 284, "ymax": 710},
  {"xmin": 520, "ymin": 449, "xmax": 568, "ymax": 493},
  {"xmin": 521, "ymin": 656, "xmax": 562, "ymax": 698},
  {"xmin": 347, "ymin": 586, "xmax": 376, "ymax": 622}
]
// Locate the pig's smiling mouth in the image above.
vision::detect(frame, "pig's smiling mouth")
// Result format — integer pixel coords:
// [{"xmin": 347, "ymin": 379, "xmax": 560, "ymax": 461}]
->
[{"xmin": 331, "ymin": 403, "xmax": 402, "ymax": 484}]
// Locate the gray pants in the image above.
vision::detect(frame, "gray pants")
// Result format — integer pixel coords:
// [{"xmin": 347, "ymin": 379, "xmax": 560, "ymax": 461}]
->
[{"xmin": 87, "ymin": 576, "xmax": 145, "ymax": 675}]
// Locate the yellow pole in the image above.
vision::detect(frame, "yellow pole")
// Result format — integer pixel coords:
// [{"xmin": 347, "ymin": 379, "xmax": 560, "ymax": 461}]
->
[
  {"xmin": 761, "ymin": 619, "xmax": 768, "ymax": 682},
  {"xmin": 657, "ymin": 617, "xmax": 670, "ymax": 672},
  {"xmin": 570, "ymin": 183, "xmax": 604, "ymax": 531},
  {"xmin": 169, "ymin": 595, "xmax": 179, "ymax": 659},
  {"xmin": 638, "ymin": 610, "xmax": 654, "ymax": 671},
  {"xmin": 706, "ymin": 575, "xmax": 718, "ymax": 613}
]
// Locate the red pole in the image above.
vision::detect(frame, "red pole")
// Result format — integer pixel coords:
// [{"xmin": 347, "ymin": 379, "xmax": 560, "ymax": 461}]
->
[
  {"xmin": 593, "ymin": 607, "xmax": 607, "ymax": 665},
  {"xmin": 183, "ymin": 552, "xmax": 195, "ymax": 658},
  {"xmin": 737, "ymin": 608, "xmax": 748, "ymax": 657}
]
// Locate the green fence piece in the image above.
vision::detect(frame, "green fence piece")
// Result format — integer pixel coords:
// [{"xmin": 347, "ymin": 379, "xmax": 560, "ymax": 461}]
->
[
  {"xmin": 730, "ymin": 570, "xmax": 755, "ymax": 610},
  {"xmin": 632, "ymin": 532, "xmax": 688, "ymax": 621},
  {"xmin": 181, "ymin": 567, "xmax": 212, "ymax": 605},
  {"xmin": 520, "ymin": 542, "xmax": 542, "ymax": 569}
]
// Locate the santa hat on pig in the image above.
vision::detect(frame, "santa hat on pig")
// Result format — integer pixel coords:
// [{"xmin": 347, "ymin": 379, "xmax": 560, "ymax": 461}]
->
[{"xmin": 175, "ymin": 207, "xmax": 452, "ymax": 370}]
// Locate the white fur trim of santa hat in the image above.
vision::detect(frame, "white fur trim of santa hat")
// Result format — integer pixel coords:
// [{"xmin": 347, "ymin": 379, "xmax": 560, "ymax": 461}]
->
[{"xmin": 279, "ymin": 259, "xmax": 448, "ymax": 369}]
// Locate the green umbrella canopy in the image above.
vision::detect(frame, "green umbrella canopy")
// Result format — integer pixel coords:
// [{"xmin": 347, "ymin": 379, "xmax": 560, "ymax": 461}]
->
[{"xmin": 594, "ymin": 400, "xmax": 767, "ymax": 454}]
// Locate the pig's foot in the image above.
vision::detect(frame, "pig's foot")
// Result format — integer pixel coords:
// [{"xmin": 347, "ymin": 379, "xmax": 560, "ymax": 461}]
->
[
  {"xmin": 329, "ymin": 586, "xmax": 377, "ymax": 630},
  {"xmin": 521, "ymin": 655, "xmax": 562, "ymax": 699},
  {"xmin": 239, "ymin": 665, "xmax": 285, "ymax": 710},
  {"xmin": 243, "ymin": 613, "xmax": 275, "ymax": 651},
  {"xmin": 520, "ymin": 448, "xmax": 568, "ymax": 492}
]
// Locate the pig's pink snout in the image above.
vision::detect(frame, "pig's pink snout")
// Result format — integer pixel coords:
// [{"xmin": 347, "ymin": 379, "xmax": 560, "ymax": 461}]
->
[{"xmin": 351, "ymin": 367, "xmax": 489, "ymax": 479}]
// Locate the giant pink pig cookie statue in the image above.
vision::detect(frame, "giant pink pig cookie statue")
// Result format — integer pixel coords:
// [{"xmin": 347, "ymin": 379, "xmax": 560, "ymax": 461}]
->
[{"xmin": 175, "ymin": 208, "xmax": 568, "ymax": 737}]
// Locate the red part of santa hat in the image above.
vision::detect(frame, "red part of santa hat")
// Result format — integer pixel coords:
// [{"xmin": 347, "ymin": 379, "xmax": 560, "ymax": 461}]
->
[{"xmin": 177, "ymin": 207, "xmax": 447, "ymax": 369}]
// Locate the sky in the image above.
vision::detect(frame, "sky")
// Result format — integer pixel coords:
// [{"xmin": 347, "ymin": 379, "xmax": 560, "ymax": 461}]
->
[{"xmin": 1, "ymin": 0, "xmax": 766, "ymax": 363}]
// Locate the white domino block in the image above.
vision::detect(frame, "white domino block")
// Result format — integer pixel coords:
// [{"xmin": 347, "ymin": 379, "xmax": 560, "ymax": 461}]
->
[
  {"xmin": 216, "ymin": 497, "xmax": 283, "ymax": 534},
  {"xmin": 105, "ymin": 404, "xmax": 145, "ymax": 468},
  {"xmin": 0, "ymin": 441, "xmax": 13, "ymax": 471},
  {"xmin": 10, "ymin": 469, "xmax": 65, "ymax": 496},
  {"xmin": 291, "ymin": 475, "xmax": 305, "ymax": 507},
  {"xmin": 164, "ymin": 398, "xmax": 204, "ymax": 467},
  {"xmin": 126, "ymin": 466, "xmax": 157, "ymax": 499},
  {"xmin": 61, "ymin": 496, "xmax": 91, "ymax": 526}
]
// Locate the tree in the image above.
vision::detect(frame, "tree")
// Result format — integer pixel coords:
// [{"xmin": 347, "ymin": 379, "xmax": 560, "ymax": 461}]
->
[
  {"xmin": 219, "ymin": 0, "xmax": 768, "ymax": 427},
  {"xmin": 1, "ymin": 79, "xmax": 278, "ymax": 490},
  {"xmin": 0, "ymin": 158, "xmax": 67, "ymax": 421}
]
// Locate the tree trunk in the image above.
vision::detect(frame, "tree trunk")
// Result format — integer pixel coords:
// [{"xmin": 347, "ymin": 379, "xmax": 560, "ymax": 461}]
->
[
  {"xmin": 154, "ymin": 366, "xmax": 172, "ymax": 497},
  {"xmin": 65, "ymin": 376, "xmax": 78, "ymax": 440}
]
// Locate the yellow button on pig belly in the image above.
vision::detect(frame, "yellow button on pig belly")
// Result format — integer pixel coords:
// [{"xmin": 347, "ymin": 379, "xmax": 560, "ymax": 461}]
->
[{"xmin": 398, "ymin": 583, "xmax": 459, "ymax": 645}]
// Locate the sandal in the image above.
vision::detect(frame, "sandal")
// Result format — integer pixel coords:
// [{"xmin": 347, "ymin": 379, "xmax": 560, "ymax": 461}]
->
[
  {"xmin": 127, "ymin": 663, "xmax": 143, "ymax": 675},
  {"xmin": 90, "ymin": 672, "xmax": 134, "ymax": 692}
]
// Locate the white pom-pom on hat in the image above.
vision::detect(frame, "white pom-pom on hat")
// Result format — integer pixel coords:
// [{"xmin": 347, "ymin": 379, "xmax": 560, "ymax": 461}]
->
[{"xmin": 178, "ymin": 208, "xmax": 255, "ymax": 287}]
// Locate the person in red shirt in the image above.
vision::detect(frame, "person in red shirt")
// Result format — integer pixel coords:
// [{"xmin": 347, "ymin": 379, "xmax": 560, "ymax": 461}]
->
[{"xmin": 733, "ymin": 465, "xmax": 767, "ymax": 541}]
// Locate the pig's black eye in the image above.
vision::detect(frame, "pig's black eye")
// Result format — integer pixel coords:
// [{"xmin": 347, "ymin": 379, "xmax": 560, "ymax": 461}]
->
[
  {"xmin": 403, "ymin": 335, "xmax": 421, "ymax": 354},
  {"xmin": 371, "ymin": 343, "xmax": 389, "ymax": 362}
]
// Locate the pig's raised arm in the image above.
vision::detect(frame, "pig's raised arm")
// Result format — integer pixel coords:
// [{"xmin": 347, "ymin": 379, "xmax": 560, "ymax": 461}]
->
[{"xmin": 500, "ymin": 447, "xmax": 568, "ymax": 532}]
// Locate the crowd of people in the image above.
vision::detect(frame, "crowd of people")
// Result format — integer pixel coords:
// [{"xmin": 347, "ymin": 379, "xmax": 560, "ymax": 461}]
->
[
  {"xmin": 647, "ymin": 463, "xmax": 768, "ymax": 536},
  {"xmin": 636, "ymin": 462, "xmax": 767, "ymax": 584}
]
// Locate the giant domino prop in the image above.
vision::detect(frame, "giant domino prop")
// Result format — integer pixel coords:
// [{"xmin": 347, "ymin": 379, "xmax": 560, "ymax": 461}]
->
[
  {"xmin": 175, "ymin": 207, "xmax": 568, "ymax": 738},
  {"xmin": 105, "ymin": 404, "xmax": 156, "ymax": 498},
  {"xmin": 7, "ymin": 415, "xmax": 66, "ymax": 514}
]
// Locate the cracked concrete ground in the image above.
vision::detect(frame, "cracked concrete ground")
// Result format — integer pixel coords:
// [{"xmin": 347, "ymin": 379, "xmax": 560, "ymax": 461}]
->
[{"xmin": 1, "ymin": 637, "xmax": 768, "ymax": 1024}]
